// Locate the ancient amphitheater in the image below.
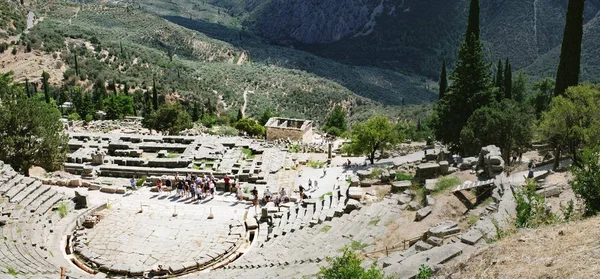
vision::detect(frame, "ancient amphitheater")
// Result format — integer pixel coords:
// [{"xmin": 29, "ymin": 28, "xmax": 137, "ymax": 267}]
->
[{"xmin": 0, "ymin": 121, "xmax": 554, "ymax": 279}]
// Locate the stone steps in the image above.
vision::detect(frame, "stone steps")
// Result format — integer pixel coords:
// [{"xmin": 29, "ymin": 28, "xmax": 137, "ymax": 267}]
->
[
  {"xmin": 0, "ymin": 174, "xmax": 24, "ymax": 194},
  {"xmin": 11, "ymin": 182, "xmax": 49, "ymax": 219}
]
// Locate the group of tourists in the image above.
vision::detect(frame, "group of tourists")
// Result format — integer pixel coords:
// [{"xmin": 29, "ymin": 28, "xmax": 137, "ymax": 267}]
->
[{"xmin": 152, "ymin": 172, "xmax": 237, "ymax": 201}]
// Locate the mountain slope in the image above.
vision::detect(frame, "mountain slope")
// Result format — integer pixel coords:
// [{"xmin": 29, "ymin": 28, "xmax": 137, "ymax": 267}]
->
[{"xmin": 209, "ymin": 0, "xmax": 600, "ymax": 81}]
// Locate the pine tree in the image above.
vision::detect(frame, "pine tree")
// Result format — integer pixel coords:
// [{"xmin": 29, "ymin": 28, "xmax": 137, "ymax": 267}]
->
[
  {"xmin": 152, "ymin": 77, "xmax": 159, "ymax": 110},
  {"xmin": 504, "ymin": 59, "xmax": 513, "ymax": 99},
  {"xmin": 42, "ymin": 71, "xmax": 50, "ymax": 104},
  {"xmin": 439, "ymin": 60, "xmax": 448, "ymax": 100},
  {"xmin": 432, "ymin": 0, "xmax": 491, "ymax": 151},
  {"xmin": 554, "ymin": 0, "xmax": 585, "ymax": 96}
]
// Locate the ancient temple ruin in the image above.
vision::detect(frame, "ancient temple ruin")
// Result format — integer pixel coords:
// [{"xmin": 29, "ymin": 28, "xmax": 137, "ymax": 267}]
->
[{"xmin": 265, "ymin": 117, "xmax": 313, "ymax": 143}]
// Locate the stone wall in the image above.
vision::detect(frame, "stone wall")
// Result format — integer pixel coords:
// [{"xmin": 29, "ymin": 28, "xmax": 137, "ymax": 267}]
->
[{"xmin": 266, "ymin": 118, "xmax": 313, "ymax": 143}]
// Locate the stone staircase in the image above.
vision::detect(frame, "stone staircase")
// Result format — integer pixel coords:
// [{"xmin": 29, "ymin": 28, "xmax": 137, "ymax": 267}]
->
[{"xmin": 0, "ymin": 167, "xmax": 69, "ymax": 277}]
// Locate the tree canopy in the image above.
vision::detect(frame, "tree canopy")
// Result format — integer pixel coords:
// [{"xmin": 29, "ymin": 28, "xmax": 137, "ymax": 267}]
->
[
  {"xmin": 343, "ymin": 115, "xmax": 398, "ymax": 164},
  {"xmin": 234, "ymin": 118, "xmax": 265, "ymax": 137},
  {"xmin": 143, "ymin": 103, "xmax": 193, "ymax": 135},
  {"xmin": 538, "ymin": 84, "xmax": 600, "ymax": 166},
  {"xmin": 0, "ymin": 81, "xmax": 68, "ymax": 175},
  {"xmin": 323, "ymin": 105, "xmax": 347, "ymax": 137}
]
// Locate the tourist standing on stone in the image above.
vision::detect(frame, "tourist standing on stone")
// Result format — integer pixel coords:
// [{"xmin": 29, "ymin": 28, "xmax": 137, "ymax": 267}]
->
[
  {"xmin": 264, "ymin": 187, "xmax": 272, "ymax": 203},
  {"xmin": 165, "ymin": 178, "xmax": 172, "ymax": 193},
  {"xmin": 251, "ymin": 187, "xmax": 259, "ymax": 213},
  {"xmin": 237, "ymin": 184, "xmax": 243, "ymax": 201},
  {"xmin": 177, "ymin": 179, "xmax": 184, "ymax": 197},
  {"xmin": 528, "ymin": 161, "xmax": 536, "ymax": 179},
  {"xmin": 157, "ymin": 179, "xmax": 163, "ymax": 193},
  {"xmin": 313, "ymin": 179, "xmax": 319, "ymax": 191},
  {"xmin": 130, "ymin": 176, "xmax": 137, "ymax": 190},
  {"xmin": 209, "ymin": 179, "xmax": 215, "ymax": 199},
  {"xmin": 308, "ymin": 178, "xmax": 312, "ymax": 189},
  {"xmin": 190, "ymin": 181, "xmax": 196, "ymax": 200},
  {"xmin": 224, "ymin": 174, "xmax": 231, "ymax": 193},
  {"xmin": 196, "ymin": 182, "xmax": 202, "ymax": 200}
]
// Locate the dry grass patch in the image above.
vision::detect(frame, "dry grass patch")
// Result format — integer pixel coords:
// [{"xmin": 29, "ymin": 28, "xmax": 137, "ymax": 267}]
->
[{"xmin": 442, "ymin": 216, "xmax": 600, "ymax": 278}]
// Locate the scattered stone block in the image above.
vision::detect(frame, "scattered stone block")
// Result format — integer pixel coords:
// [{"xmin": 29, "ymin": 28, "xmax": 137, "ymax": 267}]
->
[
  {"xmin": 397, "ymin": 194, "xmax": 413, "ymax": 205},
  {"xmin": 115, "ymin": 187, "xmax": 126, "ymax": 194},
  {"xmin": 391, "ymin": 181, "xmax": 411, "ymax": 192},
  {"xmin": 428, "ymin": 221, "xmax": 460, "ymax": 238},
  {"xmin": 360, "ymin": 178, "xmax": 379, "ymax": 187},
  {"xmin": 348, "ymin": 187, "xmax": 363, "ymax": 200},
  {"xmin": 157, "ymin": 150, "xmax": 168, "ymax": 158},
  {"xmin": 344, "ymin": 199, "xmax": 363, "ymax": 212},
  {"xmin": 245, "ymin": 218, "xmax": 258, "ymax": 230},
  {"xmin": 415, "ymin": 206, "xmax": 432, "ymax": 221},
  {"xmin": 0, "ymin": 215, "xmax": 8, "ymax": 226},
  {"xmin": 426, "ymin": 236, "xmax": 443, "ymax": 247},
  {"xmin": 415, "ymin": 240, "xmax": 433, "ymax": 251},
  {"xmin": 349, "ymin": 176, "xmax": 360, "ymax": 187},
  {"xmin": 408, "ymin": 201, "xmax": 422, "ymax": 211},
  {"xmin": 74, "ymin": 191, "xmax": 89, "ymax": 209},
  {"xmin": 68, "ymin": 178, "xmax": 82, "ymax": 187},
  {"xmin": 536, "ymin": 186, "xmax": 562, "ymax": 198},
  {"xmin": 425, "ymin": 179, "xmax": 438, "ymax": 192},
  {"xmin": 426, "ymin": 195, "xmax": 436, "ymax": 206},
  {"xmin": 100, "ymin": 186, "xmax": 116, "ymax": 194},
  {"xmin": 461, "ymin": 229, "xmax": 483, "ymax": 245},
  {"xmin": 356, "ymin": 170, "xmax": 372, "ymax": 179},
  {"xmin": 415, "ymin": 163, "xmax": 440, "ymax": 180}
]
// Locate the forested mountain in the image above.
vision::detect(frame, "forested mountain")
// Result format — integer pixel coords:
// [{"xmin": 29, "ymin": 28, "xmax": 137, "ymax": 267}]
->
[{"xmin": 208, "ymin": 0, "xmax": 600, "ymax": 81}]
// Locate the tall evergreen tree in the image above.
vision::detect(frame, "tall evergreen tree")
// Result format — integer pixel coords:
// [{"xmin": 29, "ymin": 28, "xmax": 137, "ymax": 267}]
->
[
  {"xmin": 25, "ymin": 78, "xmax": 30, "ymax": 98},
  {"xmin": 42, "ymin": 71, "xmax": 50, "ymax": 104},
  {"xmin": 439, "ymin": 60, "xmax": 448, "ymax": 100},
  {"xmin": 152, "ymin": 77, "xmax": 159, "ymax": 110},
  {"xmin": 432, "ymin": 0, "xmax": 491, "ymax": 151},
  {"xmin": 554, "ymin": 0, "xmax": 585, "ymax": 96},
  {"xmin": 494, "ymin": 60, "xmax": 504, "ymax": 90},
  {"xmin": 504, "ymin": 59, "xmax": 513, "ymax": 99},
  {"xmin": 74, "ymin": 51, "xmax": 79, "ymax": 76},
  {"xmin": 466, "ymin": 0, "xmax": 480, "ymax": 41},
  {"xmin": 237, "ymin": 108, "xmax": 243, "ymax": 122}
]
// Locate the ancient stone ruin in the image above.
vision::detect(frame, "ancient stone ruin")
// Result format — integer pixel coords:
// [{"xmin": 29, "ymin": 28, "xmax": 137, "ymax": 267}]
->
[{"xmin": 265, "ymin": 117, "xmax": 313, "ymax": 143}]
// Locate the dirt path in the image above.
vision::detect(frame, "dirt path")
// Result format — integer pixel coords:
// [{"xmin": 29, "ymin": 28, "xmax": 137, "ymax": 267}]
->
[{"xmin": 241, "ymin": 88, "xmax": 248, "ymax": 117}]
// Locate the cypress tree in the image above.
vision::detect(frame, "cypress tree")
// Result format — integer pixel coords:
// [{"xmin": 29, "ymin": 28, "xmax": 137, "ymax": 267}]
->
[
  {"xmin": 554, "ymin": 0, "xmax": 585, "ymax": 96},
  {"xmin": 465, "ymin": 0, "xmax": 480, "ymax": 42},
  {"xmin": 439, "ymin": 60, "xmax": 448, "ymax": 100},
  {"xmin": 504, "ymin": 59, "xmax": 513, "ymax": 99},
  {"xmin": 237, "ymin": 108, "xmax": 243, "ymax": 122},
  {"xmin": 152, "ymin": 77, "xmax": 158, "ymax": 110},
  {"xmin": 494, "ymin": 60, "xmax": 504, "ymax": 89},
  {"xmin": 25, "ymin": 78, "xmax": 30, "ymax": 98},
  {"xmin": 42, "ymin": 71, "xmax": 50, "ymax": 104},
  {"xmin": 74, "ymin": 52, "xmax": 79, "ymax": 76}
]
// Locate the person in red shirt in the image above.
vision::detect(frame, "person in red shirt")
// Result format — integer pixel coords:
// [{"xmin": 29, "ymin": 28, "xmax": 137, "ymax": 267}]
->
[{"xmin": 224, "ymin": 174, "xmax": 231, "ymax": 193}]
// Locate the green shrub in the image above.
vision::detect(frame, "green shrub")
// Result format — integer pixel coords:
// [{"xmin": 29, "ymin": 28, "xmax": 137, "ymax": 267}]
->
[
  {"xmin": 395, "ymin": 172, "xmax": 413, "ymax": 181},
  {"xmin": 416, "ymin": 264, "xmax": 432, "ymax": 279},
  {"xmin": 368, "ymin": 168, "xmax": 383, "ymax": 179},
  {"xmin": 67, "ymin": 112, "xmax": 81, "ymax": 121},
  {"xmin": 136, "ymin": 176, "xmax": 146, "ymax": 187},
  {"xmin": 515, "ymin": 179, "xmax": 557, "ymax": 228},
  {"xmin": 6, "ymin": 266, "xmax": 19, "ymax": 276},
  {"xmin": 317, "ymin": 246, "xmax": 389, "ymax": 279},
  {"xmin": 57, "ymin": 202, "xmax": 68, "ymax": 218},
  {"xmin": 571, "ymin": 148, "xmax": 600, "ymax": 216},
  {"xmin": 308, "ymin": 160, "xmax": 326, "ymax": 169},
  {"xmin": 349, "ymin": 240, "xmax": 369, "ymax": 251},
  {"xmin": 241, "ymin": 148, "xmax": 255, "ymax": 159}
]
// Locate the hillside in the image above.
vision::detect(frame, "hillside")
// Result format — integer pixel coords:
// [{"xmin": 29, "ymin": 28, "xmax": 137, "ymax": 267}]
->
[
  {"xmin": 442, "ymin": 215, "xmax": 600, "ymax": 278},
  {"xmin": 0, "ymin": 0, "xmax": 437, "ymax": 125},
  {"xmin": 208, "ymin": 0, "xmax": 600, "ymax": 82}
]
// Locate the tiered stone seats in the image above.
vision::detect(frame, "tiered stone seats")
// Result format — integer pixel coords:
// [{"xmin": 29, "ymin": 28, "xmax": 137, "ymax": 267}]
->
[
  {"xmin": 0, "ymin": 164, "xmax": 68, "ymax": 277},
  {"xmin": 211, "ymin": 198, "xmax": 399, "ymax": 277}
]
